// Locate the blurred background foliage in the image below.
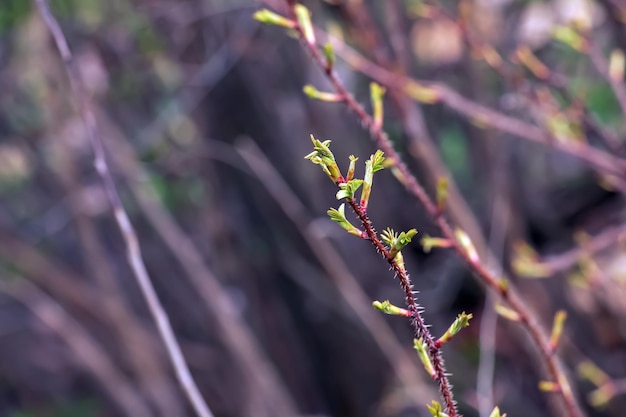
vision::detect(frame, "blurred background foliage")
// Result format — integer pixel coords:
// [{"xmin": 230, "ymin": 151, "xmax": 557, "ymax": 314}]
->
[{"xmin": 0, "ymin": 0, "xmax": 626, "ymax": 416}]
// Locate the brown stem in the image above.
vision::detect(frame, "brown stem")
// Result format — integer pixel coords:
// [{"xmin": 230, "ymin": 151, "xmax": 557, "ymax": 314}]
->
[
  {"xmin": 284, "ymin": 4, "xmax": 586, "ymax": 417},
  {"xmin": 345, "ymin": 198, "xmax": 458, "ymax": 416}
]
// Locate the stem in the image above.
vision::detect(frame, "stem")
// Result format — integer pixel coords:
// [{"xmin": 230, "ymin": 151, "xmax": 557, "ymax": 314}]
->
[
  {"xmin": 34, "ymin": 2, "xmax": 214, "ymax": 417},
  {"xmin": 346, "ymin": 199, "xmax": 458, "ymax": 416}
]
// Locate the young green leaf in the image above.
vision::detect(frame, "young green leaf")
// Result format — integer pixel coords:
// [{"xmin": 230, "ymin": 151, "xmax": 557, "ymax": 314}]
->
[{"xmin": 327, "ymin": 204, "xmax": 364, "ymax": 237}]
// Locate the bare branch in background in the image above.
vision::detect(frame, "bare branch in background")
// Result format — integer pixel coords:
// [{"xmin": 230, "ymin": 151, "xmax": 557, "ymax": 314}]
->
[{"xmin": 33, "ymin": 1, "xmax": 214, "ymax": 416}]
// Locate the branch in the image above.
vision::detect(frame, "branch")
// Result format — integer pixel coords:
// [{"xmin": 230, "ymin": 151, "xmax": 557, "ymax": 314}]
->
[
  {"xmin": 283, "ymin": 4, "xmax": 585, "ymax": 417},
  {"xmin": 542, "ymin": 224, "xmax": 626, "ymax": 274},
  {"xmin": 33, "ymin": 2, "xmax": 214, "ymax": 417},
  {"xmin": 346, "ymin": 198, "xmax": 458, "ymax": 416}
]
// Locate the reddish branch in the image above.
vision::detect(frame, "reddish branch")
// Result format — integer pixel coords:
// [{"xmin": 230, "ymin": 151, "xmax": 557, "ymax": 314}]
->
[
  {"xmin": 284, "ymin": 3, "xmax": 586, "ymax": 417},
  {"xmin": 345, "ymin": 198, "xmax": 458, "ymax": 416}
]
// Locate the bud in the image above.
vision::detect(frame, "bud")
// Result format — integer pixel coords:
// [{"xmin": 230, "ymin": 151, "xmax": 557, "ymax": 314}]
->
[
  {"xmin": 426, "ymin": 400, "xmax": 450, "ymax": 417},
  {"xmin": 303, "ymin": 85, "xmax": 342, "ymax": 102},
  {"xmin": 323, "ymin": 42, "xmax": 335, "ymax": 70},
  {"xmin": 295, "ymin": 4, "xmax": 316, "ymax": 45},
  {"xmin": 253, "ymin": 9, "xmax": 295, "ymax": 28},
  {"xmin": 360, "ymin": 150, "xmax": 385, "ymax": 210},
  {"xmin": 414, "ymin": 338, "xmax": 436, "ymax": 378},
  {"xmin": 494, "ymin": 303, "xmax": 520, "ymax": 321},
  {"xmin": 405, "ymin": 81, "xmax": 440, "ymax": 103},
  {"xmin": 437, "ymin": 312, "xmax": 472, "ymax": 347},
  {"xmin": 455, "ymin": 228, "xmax": 479, "ymax": 263},
  {"xmin": 549, "ymin": 310, "xmax": 567, "ymax": 352},
  {"xmin": 327, "ymin": 204, "xmax": 365, "ymax": 238},
  {"xmin": 436, "ymin": 177, "xmax": 449, "ymax": 212},
  {"xmin": 538, "ymin": 381, "xmax": 561, "ymax": 392},
  {"xmin": 372, "ymin": 300, "xmax": 410, "ymax": 317},
  {"xmin": 370, "ymin": 82, "xmax": 386, "ymax": 130},
  {"xmin": 609, "ymin": 49, "xmax": 625, "ymax": 82},
  {"xmin": 553, "ymin": 26, "xmax": 587, "ymax": 52}
]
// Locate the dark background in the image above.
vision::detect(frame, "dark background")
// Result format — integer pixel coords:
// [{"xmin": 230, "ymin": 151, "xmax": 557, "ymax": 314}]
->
[{"xmin": 0, "ymin": 0, "xmax": 625, "ymax": 416}]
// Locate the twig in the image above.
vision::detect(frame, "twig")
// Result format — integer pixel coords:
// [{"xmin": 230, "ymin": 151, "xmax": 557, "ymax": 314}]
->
[
  {"xmin": 285, "ymin": 4, "xmax": 586, "ymax": 417},
  {"xmin": 542, "ymin": 224, "xmax": 626, "ymax": 273},
  {"xmin": 33, "ymin": 2, "xmax": 214, "ymax": 417}
]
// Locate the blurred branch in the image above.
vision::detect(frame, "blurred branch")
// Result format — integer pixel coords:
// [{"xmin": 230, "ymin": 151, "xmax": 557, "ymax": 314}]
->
[
  {"xmin": 53, "ymin": 143, "xmax": 182, "ymax": 416},
  {"xmin": 321, "ymin": 30, "xmax": 626, "ymax": 179},
  {"xmin": 33, "ymin": 2, "xmax": 214, "ymax": 416},
  {"xmin": 0, "ymin": 278, "xmax": 152, "ymax": 417},
  {"xmin": 542, "ymin": 224, "xmax": 626, "ymax": 274},
  {"xmin": 100, "ymin": 117, "xmax": 297, "ymax": 417}
]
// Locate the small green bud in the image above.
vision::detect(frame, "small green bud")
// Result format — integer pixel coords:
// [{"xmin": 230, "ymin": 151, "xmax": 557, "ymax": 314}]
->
[
  {"xmin": 437, "ymin": 312, "xmax": 472, "ymax": 347},
  {"xmin": 589, "ymin": 385, "xmax": 615, "ymax": 408},
  {"xmin": 370, "ymin": 82, "xmax": 386, "ymax": 129},
  {"xmin": 295, "ymin": 4, "xmax": 316, "ymax": 45},
  {"xmin": 494, "ymin": 303, "xmax": 520, "ymax": 321},
  {"xmin": 381, "ymin": 227, "xmax": 418, "ymax": 259},
  {"xmin": 538, "ymin": 381, "xmax": 560, "ymax": 392},
  {"xmin": 578, "ymin": 361, "xmax": 610, "ymax": 387},
  {"xmin": 305, "ymin": 134, "xmax": 342, "ymax": 182},
  {"xmin": 336, "ymin": 179, "xmax": 363, "ymax": 200},
  {"xmin": 405, "ymin": 80, "xmax": 440, "ymax": 103},
  {"xmin": 303, "ymin": 84, "xmax": 342, "ymax": 102},
  {"xmin": 346, "ymin": 155, "xmax": 358, "ymax": 181},
  {"xmin": 489, "ymin": 406, "xmax": 507, "ymax": 417},
  {"xmin": 327, "ymin": 204, "xmax": 364, "ymax": 237},
  {"xmin": 436, "ymin": 177, "xmax": 449, "ymax": 212},
  {"xmin": 455, "ymin": 228, "xmax": 479, "ymax": 263},
  {"xmin": 427, "ymin": 400, "xmax": 449, "ymax": 417},
  {"xmin": 420, "ymin": 234, "xmax": 452, "ymax": 253},
  {"xmin": 553, "ymin": 25, "xmax": 587, "ymax": 52},
  {"xmin": 372, "ymin": 300, "xmax": 410, "ymax": 317},
  {"xmin": 414, "ymin": 338, "xmax": 436, "ymax": 378},
  {"xmin": 609, "ymin": 49, "xmax": 625, "ymax": 82},
  {"xmin": 323, "ymin": 42, "xmax": 335, "ymax": 70},
  {"xmin": 549, "ymin": 310, "xmax": 567, "ymax": 352},
  {"xmin": 253, "ymin": 9, "xmax": 295, "ymax": 28},
  {"xmin": 360, "ymin": 150, "xmax": 385, "ymax": 210},
  {"xmin": 511, "ymin": 241, "xmax": 551, "ymax": 278}
]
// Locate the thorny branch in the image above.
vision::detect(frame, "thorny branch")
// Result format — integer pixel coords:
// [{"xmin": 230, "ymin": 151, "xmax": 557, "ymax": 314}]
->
[{"xmin": 347, "ymin": 196, "xmax": 458, "ymax": 416}]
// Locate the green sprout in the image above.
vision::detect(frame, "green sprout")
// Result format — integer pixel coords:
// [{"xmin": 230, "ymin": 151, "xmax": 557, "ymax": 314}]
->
[
  {"xmin": 360, "ymin": 150, "xmax": 385, "ymax": 210},
  {"xmin": 436, "ymin": 312, "xmax": 472, "ymax": 347},
  {"xmin": 327, "ymin": 204, "xmax": 364, "ymax": 237},
  {"xmin": 372, "ymin": 300, "xmax": 410, "ymax": 317},
  {"xmin": 305, "ymin": 134, "xmax": 342, "ymax": 183},
  {"xmin": 253, "ymin": 9, "xmax": 295, "ymax": 29}
]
